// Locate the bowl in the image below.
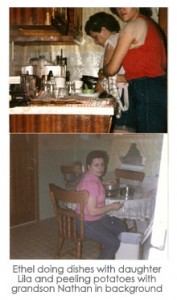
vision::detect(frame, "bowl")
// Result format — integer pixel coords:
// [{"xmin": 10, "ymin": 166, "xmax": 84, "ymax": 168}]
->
[
  {"xmin": 82, "ymin": 89, "xmax": 95, "ymax": 94},
  {"xmin": 105, "ymin": 184, "xmax": 120, "ymax": 197},
  {"xmin": 81, "ymin": 75, "xmax": 98, "ymax": 90},
  {"xmin": 119, "ymin": 185, "xmax": 135, "ymax": 198},
  {"xmin": 78, "ymin": 92, "xmax": 100, "ymax": 98}
]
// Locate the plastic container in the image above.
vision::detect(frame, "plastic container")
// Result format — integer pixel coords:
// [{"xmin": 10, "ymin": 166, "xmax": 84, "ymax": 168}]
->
[{"xmin": 115, "ymin": 232, "xmax": 143, "ymax": 260}]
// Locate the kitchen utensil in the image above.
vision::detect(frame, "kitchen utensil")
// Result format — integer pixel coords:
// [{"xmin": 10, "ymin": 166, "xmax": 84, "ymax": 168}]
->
[
  {"xmin": 119, "ymin": 185, "xmax": 135, "ymax": 198},
  {"xmin": 81, "ymin": 75, "xmax": 98, "ymax": 90},
  {"xmin": 105, "ymin": 183, "xmax": 120, "ymax": 197}
]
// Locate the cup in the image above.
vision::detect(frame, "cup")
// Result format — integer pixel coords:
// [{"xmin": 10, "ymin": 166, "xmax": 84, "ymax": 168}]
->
[
  {"xmin": 55, "ymin": 77, "xmax": 66, "ymax": 88},
  {"xmin": 58, "ymin": 87, "xmax": 67, "ymax": 98},
  {"xmin": 74, "ymin": 88, "xmax": 82, "ymax": 94},
  {"xmin": 73, "ymin": 80, "xmax": 83, "ymax": 90}
]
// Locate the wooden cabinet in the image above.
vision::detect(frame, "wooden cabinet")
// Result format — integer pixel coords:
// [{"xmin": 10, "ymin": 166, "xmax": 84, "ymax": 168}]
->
[
  {"xmin": 10, "ymin": 98, "xmax": 115, "ymax": 133},
  {"xmin": 10, "ymin": 114, "xmax": 113, "ymax": 133},
  {"xmin": 10, "ymin": 7, "xmax": 83, "ymax": 45},
  {"xmin": 10, "ymin": 135, "xmax": 39, "ymax": 226}
]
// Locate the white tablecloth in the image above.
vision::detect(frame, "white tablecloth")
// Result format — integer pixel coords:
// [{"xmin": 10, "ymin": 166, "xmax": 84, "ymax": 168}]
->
[{"xmin": 106, "ymin": 192, "xmax": 156, "ymax": 221}]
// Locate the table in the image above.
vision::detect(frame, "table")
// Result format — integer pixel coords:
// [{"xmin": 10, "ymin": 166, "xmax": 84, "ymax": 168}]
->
[
  {"xmin": 10, "ymin": 96, "xmax": 116, "ymax": 133},
  {"xmin": 66, "ymin": 176, "xmax": 158, "ymax": 228},
  {"xmin": 106, "ymin": 191, "xmax": 156, "ymax": 222}
]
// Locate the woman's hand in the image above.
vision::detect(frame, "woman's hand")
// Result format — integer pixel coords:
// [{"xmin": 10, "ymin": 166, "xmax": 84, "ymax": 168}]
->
[
  {"xmin": 117, "ymin": 74, "xmax": 127, "ymax": 83},
  {"xmin": 103, "ymin": 178, "xmax": 118, "ymax": 185},
  {"xmin": 87, "ymin": 194, "xmax": 123, "ymax": 216},
  {"xmin": 95, "ymin": 79, "xmax": 104, "ymax": 93},
  {"xmin": 98, "ymin": 68, "xmax": 106, "ymax": 81},
  {"xmin": 110, "ymin": 201, "xmax": 123, "ymax": 211}
]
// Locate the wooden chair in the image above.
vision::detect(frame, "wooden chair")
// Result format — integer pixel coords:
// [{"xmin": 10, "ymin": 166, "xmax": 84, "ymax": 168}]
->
[
  {"xmin": 60, "ymin": 165, "xmax": 75, "ymax": 188},
  {"xmin": 49, "ymin": 183, "xmax": 89, "ymax": 259},
  {"xmin": 114, "ymin": 168, "xmax": 145, "ymax": 232},
  {"xmin": 115, "ymin": 168, "xmax": 145, "ymax": 183}
]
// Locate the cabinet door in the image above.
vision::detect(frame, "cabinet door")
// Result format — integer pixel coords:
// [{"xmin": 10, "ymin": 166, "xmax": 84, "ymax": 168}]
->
[
  {"xmin": 10, "ymin": 8, "xmax": 51, "ymax": 26},
  {"xmin": 10, "ymin": 7, "xmax": 82, "ymax": 44},
  {"xmin": 10, "ymin": 135, "xmax": 39, "ymax": 226}
]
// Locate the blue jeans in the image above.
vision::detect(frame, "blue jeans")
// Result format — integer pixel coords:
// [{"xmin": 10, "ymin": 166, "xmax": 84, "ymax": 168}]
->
[
  {"xmin": 112, "ymin": 95, "xmax": 137, "ymax": 132},
  {"xmin": 128, "ymin": 76, "xmax": 167, "ymax": 133},
  {"xmin": 78, "ymin": 215, "xmax": 126, "ymax": 259}
]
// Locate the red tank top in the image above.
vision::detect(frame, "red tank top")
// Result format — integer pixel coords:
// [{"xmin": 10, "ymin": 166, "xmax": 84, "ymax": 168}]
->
[{"xmin": 122, "ymin": 16, "xmax": 167, "ymax": 80}]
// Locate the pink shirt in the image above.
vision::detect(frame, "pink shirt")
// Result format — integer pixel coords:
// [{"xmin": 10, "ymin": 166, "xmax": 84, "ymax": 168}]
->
[{"xmin": 76, "ymin": 171, "xmax": 106, "ymax": 221}]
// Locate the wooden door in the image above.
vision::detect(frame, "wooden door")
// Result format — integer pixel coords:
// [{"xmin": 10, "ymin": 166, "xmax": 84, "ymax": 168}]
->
[
  {"xmin": 159, "ymin": 8, "xmax": 167, "ymax": 38},
  {"xmin": 10, "ymin": 134, "xmax": 39, "ymax": 226}
]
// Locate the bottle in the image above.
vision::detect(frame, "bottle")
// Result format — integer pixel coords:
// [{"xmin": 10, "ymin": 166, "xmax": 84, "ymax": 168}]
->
[
  {"xmin": 43, "ymin": 76, "xmax": 48, "ymax": 92},
  {"xmin": 56, "ymin": 55, "xmax": 62, "ymax": 66},
  {"xmin": 47, "ymin": 70, "xmax": 54, "ymax": 82},
  {"xmin": 64, "ymin": 58, "xmax": 70, "ymax": 82},
  {"xmin": 48, "ymin": 76, "xmax": 56, "ymax": 97}
]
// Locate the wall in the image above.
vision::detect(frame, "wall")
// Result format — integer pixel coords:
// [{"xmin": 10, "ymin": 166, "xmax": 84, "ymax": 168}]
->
[
  {"xmin": 9, "ymin": 7, "xmax": 159, "ymax": 79},
  {"xmin": 10, "ymin": 8, "xmax": 109, "ymax": 78},
  {"xmin": 38, "ymin": 134, "xmax": 163, "ymax": 220}
]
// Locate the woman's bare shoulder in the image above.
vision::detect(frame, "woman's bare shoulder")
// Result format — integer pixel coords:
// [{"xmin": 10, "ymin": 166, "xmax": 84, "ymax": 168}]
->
[
  {"xmin": 122, "ymin": 18, "xmax": 147, "ymax": 34},
  {"xmin": 121, "ymin": 18, "xmax": 147, "ymax": 45}
]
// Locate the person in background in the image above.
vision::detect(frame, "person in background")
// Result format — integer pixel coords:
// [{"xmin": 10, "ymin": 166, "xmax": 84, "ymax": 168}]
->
[
  {"xmin": 76, "ymin": 150, "xmax": 126, "ymax": 259},
  {"xmin": 103, "ymin": 7, "xmax": 167, "ymax": 133},
  {"xmin": 85, "ymin": 12, "xmax": 135, "ymax": 132},
  {"xmin": 67, "ymin": 161, "xmax": 83, "ymax": 188}
]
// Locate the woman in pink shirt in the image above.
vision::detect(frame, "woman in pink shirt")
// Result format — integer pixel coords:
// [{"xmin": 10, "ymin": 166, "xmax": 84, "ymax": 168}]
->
[{"xmin": 76, "ymin": 150, "xmax": 126, "ymax": 259}]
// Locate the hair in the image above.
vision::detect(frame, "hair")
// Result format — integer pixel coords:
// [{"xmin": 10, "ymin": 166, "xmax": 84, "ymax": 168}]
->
[
  {"xmin": 85, "ymin": 12, "xmax": 120, "ymax": 36},
  {"xmin": 86, "ymin": 150, "xmax": 109, "ymax": 167},
  {"xmin": 110, "ymin": 8, "xmax": 153, "ymax": 18}
]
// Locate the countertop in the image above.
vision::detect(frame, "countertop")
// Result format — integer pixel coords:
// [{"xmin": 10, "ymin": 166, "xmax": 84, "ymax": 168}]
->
[
  {"xmin": 10, "ymin": 96, "xmax": 116, "ymax": 133},
  {"xmin": 9, "ymin": 96, "xmax": 116, "ymax": 116}
]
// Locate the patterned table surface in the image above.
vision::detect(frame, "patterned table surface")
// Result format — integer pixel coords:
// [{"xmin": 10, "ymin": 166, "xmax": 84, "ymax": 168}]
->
[{"xmin": 106, "ymin": 190, "xmax": 156, "ymax": 221}]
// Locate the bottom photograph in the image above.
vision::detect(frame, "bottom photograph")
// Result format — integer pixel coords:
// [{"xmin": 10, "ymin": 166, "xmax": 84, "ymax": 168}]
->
[{"xmin": 10, "ymin": 133, "xmax": 167, "ymax": 260}]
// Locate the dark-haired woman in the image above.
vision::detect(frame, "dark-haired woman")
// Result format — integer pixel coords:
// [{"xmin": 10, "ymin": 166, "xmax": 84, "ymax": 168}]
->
[
  {"xmin": 76, "ymin": 150, "xmax": 126, "ymax": 259},
  {"xmin": 103, "ymin": 8, "xmax": 167, "ymax": 133},
  {"xmin": 85, "ymin": 12, "xmax": 134, "ymax": 132},
  {"xmin": 85, "ymin": 11, "xmax": 123, "ymax": 94}
]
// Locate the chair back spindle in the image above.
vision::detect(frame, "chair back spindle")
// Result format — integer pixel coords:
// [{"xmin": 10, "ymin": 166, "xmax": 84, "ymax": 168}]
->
[{"xmin": 49, "ymin": 183, "xmax": 88, "ymax": 259}]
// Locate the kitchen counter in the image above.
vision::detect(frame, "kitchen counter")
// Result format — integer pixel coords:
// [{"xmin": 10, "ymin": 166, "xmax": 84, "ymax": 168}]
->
[{"xmin": 10, "ymin": 96, "xmax": 117, "ymax": 133}]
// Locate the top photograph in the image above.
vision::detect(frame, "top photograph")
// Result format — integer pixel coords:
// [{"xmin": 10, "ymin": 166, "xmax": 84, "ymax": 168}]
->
[{"xmin": 9, "ymin": 7, "xmax": 167, "ymax": 133}]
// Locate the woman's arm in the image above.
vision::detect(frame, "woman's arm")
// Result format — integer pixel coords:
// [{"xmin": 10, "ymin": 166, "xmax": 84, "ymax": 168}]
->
[
  {"xmin": 95, "ymin": 43, "xmax": 115, "ymax": 93},
  {"xmin": 104, "ymin": 43, "xmax": 115, "ymax": 66},
  {"xmin": 103, "ymin": 31, "xmax": 134, "ymax": 76},
  {"xmin": 86, "ymin": 194, "xmax": 123, "ymax": 216}
]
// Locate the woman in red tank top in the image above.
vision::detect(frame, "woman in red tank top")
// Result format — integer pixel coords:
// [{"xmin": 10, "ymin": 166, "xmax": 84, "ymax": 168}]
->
[{"xmin": 103, "ymin": 8, "xmax": 167, "ymax": 133}]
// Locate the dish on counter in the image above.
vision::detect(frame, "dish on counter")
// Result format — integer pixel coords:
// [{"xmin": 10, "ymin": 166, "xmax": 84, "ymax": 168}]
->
[{"xmin": 78, "ymin": 92, "xmax": 100, "ymax": 98}]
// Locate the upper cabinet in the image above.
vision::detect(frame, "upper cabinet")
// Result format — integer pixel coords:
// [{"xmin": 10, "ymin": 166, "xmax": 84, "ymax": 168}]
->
[{"xmin": 10, "ymin": 7, "xmax": 83, "ymax": 45}]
